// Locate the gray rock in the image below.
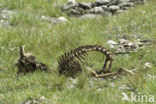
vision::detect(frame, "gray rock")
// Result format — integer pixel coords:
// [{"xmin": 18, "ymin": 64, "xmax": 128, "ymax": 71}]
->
[
  {"xmin": 79, "ymin": 14, "xmax": 102, "ymax": 19},
  {"xmin": 0, "ymin": 9, "xmax": 13, "ymax": 28},
  {"xmin": 89, "ymin": 7, "xmax": 104, "ymax": 14},
  {"xmin": 62, "ymin": 4, "xmax": 74, "ymax": 10},
  {"xmin": 119, "ymin": 85, "xmax": 131, "ymax": 90},
  {"xmin": 101, "ymin": 5, "xmax": 108, "ymax": 10},
  {"xmin": 0, "ymin": 9, "xmax": 13, "ymax": 19},
  {"xmin": 95, "ymin": 0, "xmax": 110, "ymax": 5},
  {"xmin": 119, "ymin": 2, "xmax": 134, "ymax": 8},
  {"xmin": 108, "ymin": 5, "xmax": 120, "ymax": 12},
  {"xmin": 131, "ymin": 0, "xmax": 146, "ymax": 5},
  {"xmin": 41, "ymin": 16, "xmax": 67, "ymax": 24},
  {"xmin": 107, "ymin": 40, "xmax": 118, "ymax": 45},
  {"xmin": 102, "ymin": 10, "xmax": 112, "ymax": 16},
  {"xmin": 57, "ymin": 17, "xmax": 68, "ymax": 22},
  {"xmin": 67, "ymin": 0, "xmax": 76, "ymax": 5},
  {"xmin": 122, "ymin": 6, "xmax": 131, "ymax": 10},
  {"xmin": 107, "ymin": 40, "xmax": 118, "ymax": 48},
  {"xmin": 144, "ymin": 62, "xmax": 151, "ymax": 68},
  {"xmin": 116, "ymin": 9, "xmax": 126, "ymax": 14},
  {"xmin": 78, "ymin": 2, "xmax": 92, "ymax": 9},
  {"xmin": 70, "ymin": 9, "xmax": 81, "ymax": 15},
  {"xmin": 118, "ymin": 0, "xmax": 131, "ymax": 3},
  {"xmin": 41, "ymin": 15, "xmax": 52, "ymax": 22}
]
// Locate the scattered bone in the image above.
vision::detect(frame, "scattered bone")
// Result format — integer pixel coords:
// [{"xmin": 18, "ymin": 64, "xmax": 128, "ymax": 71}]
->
[
  {"xmin": 119, "ymin": 67, "xmax": 136, "ymax": 75},
  {"xmin": 107, "ymin": 35, "xmax": 152, "ymax": 54},
  {"xmin": 21, "ymin": 96, "xmax": 52, "ymax": 104},
  {"xmin": 91, "ymin": 70, "xmax": 119, "ymax": 78},
  {"xmin": 91, "ymin": 67, "xmax": 135, "ymax": 78}
]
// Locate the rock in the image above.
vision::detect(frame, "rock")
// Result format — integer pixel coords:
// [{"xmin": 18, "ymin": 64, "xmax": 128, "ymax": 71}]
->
[
  {"xmin": 119, "ymin": 2, "xmax": 134, "ymax": 8},
  {"xmin": 107, "ymin": 40, "xmax": 118, "ymax": 48},
  {"xmin": 42, "ymin": 16, "xmax": 67, "ymax": 24},
  {"xmin": 62, "ymin": 0, "xmax": 77, "ymax": 10},
  {"xmin": 62, "ymin": 0, "xmax": 146, "ymax": 16},
  {"xmin": 79, "ymin": 14, "xmax": 102, "ymax": 19},
  {"xmin": 119, "ymin": 85, "xmax": 130, "ymax": 90},
  {"xmin": 1, "ymin": 9, "xmax": 13, "ymax": 19},
  {"xmin": 41, "ymin": 15, "xmax": 52, "ymax": 22},
  {"xmin": 119, "ymin": 39, "xmax": 126, "ymax": 44},
  {"xmin": 89, "ymin": 7, "xmax": 104, "ymax": 14},
  {"xmin": 78, "ymin": 2, "xmax": 92, "ymax": 9},
  {"xmin": 116, "ymin": 9, "xmax": 126, "ymax": 14},
  {"xmin": 107, "ymin": 40, "xmax": 118, "ymax": 45},
  {"xmin": 0, "ymin": 9, "xmax": 13, "ymax": 28},
  {"xmin": 118, "ymin": 0, "xmax": 131, "ymax": 3},
  {"xmin": 101, "ymin": 5, "xmax": 108, "ymax": 10},
  {"xmin": 70, "ymin": 9, "xmax": 81, "ymax": 15},
  {"xmin": 147, "ymin": 74, "xmax": 156, "ymax": 81},
  {"xmin": 144, "ymin": 62, "xmax": 152, "ymax": 68},
  {"xmin": 67, "ymin": 0, "xmax": 76, "ymax": 5},
  {"xmin": 40, "ymin": 96, "xmax": 45, "ymax": 100},
  {"xmin": 62, "ymin": 4, "xmax": 74, "ymax": 10},
  {"xmin": 108, "ymin": 5, "xmax": 120, "ymax": 13},
  {"xmin": 57, "ymin": 17, "xmax": 68, "ymax": 22},
  {"xmin": 69, "ymin": 78, "xmax": 77, "ymax": 84},
  {"xmin": 95, "ymin": 0, "xmax": 110, "ymax": 6},
  {"xmin": 102, "ymin": 11, "xmax": 112, "ymax": 16},
  {"xmin": 131, "ymin": 0, "xmax": 146, "ymax": 5}
]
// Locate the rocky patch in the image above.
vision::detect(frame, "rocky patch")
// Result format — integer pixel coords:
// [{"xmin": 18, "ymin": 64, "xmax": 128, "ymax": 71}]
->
[
  {"xmin": 62, "ymin": 0, "xmax": 146, "ymax": 17},
  {"xmin": 107, "ymin": 35, "xmax": 152, "ymax": 54},
  {"xmin": 0, "ymin": 9, "xmax": 13, "ymax": 28}
]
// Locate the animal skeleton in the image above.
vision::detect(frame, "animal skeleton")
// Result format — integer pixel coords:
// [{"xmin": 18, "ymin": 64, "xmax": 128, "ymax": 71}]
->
[{"xmin": 57, "ymin": 45, "xmax": 114, "ymax": 77}]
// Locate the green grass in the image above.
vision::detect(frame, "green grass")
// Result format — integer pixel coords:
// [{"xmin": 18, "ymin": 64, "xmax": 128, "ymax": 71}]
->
[{"xmin": 0, "ymin": 0, "xmax": 156, "ymax": 104}]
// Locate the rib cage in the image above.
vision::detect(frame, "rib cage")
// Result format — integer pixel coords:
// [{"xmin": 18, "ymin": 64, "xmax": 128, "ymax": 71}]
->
[{"xmin": 57, "ymin": 45, "xmax": 113, "ymax": 77}]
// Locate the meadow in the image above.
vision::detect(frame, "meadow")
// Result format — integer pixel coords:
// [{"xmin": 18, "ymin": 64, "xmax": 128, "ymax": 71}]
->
[{"xmin": 0, "ymin": 0, "xmax": 156, "ymax": 103}]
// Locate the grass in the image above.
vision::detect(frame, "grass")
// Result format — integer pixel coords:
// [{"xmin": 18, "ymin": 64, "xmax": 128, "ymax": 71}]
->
[{"xmin": 0, "ymin": 0, "xmax": 156, "ymax": 104}]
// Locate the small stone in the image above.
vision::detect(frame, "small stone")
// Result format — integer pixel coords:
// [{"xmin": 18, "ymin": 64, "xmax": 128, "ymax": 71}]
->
[
  {"xmin": 116, "ymin": 9, "xmax": 126, "ymax": 14},
  {"xmin": 122, "ymin": 7, "xmax": 131, "ymax": 10},
  {"xmin": 101, "ymin": 5, "xmax": 108, "ymax": 10},
  {"xmin": 118, "ymin": 0, "xmax": 131, "ymax": 3},
  {"xmin": 95, "ymin": 0, "xmax": 109, "ymax": 6},
  {"xmin": 102, "ymin": 11, "xmax": 112, "ymax": 16},
  {"xmin": 97, "ymin": 88, "xmax": 102, "ymax": 91},
  {"xmin": 79, "ymin": 14, "xmax": 102, "ymax": 19},
  {"xmin": 67, "ymin": 0, "xmax": 76, "ymax": 5},
  {"xmin": 57, "ymin": 17, "xmax": 68, "ymax": 22},
  {"xmin": 107, "ymin": 40, "xmax": 118, "ymax": 48},
  {"xmin": 107, "ymin": 40, "xmax": 118, "ymax": 45},
  {"xmin": 108, "ymin": 5, "xmax": 120, "ymax": 12},
  {"xmin": 127, "ymin": 42, "xmax": 134, "ymax": 47},
  {"xmin": 144, "ymin": 62, "xmax": 151, "ymax": 68},
  {"xmin": 78, "ymin": 2, "xmax": 92, "ymax": 9},
  {"xmin": 62, "ymin": 4, "xmax": 74, "ymax": 10},
  {"xmin": 40, "ymin": 96, "xmax": 45, "ymax": 100},
  {"xmin": 70, "ymin": 9, "xmax": 81, "ymax": 15},
  {"xmin": 119, "ymin": 2, "xmax": 134, "ymax": 8},
  {"xmin": 89, "ymin": 7, "xmax": 104, "ymax": 14},
  {"xmin": 119, "ymin": 85, "xmax": 130, "ymax": 90},
  {"xmin": 119, "ymin": 39, "xmax": 127, "ymax": 44},
  {"xmin": 69, "ymin": 78, "xmax": 77, "ymax": 84},
  {"xmin": 41, "ymin": 15, "xmax": 51, "ymax": 22}
]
